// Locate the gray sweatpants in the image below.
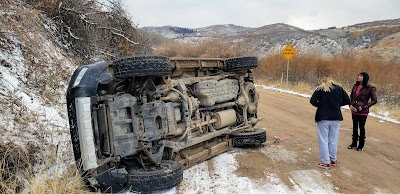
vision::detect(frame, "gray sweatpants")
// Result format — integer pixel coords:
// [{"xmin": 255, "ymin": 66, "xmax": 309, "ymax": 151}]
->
[{"xmin": 317, "ymin": 120, "xmax": 340, "ymax": 164}]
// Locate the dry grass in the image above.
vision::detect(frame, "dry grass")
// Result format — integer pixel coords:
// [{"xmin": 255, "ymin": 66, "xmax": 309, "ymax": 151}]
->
[
  {"xmin": 154, "ymin": 38, "xmax": 246, "ymax": 58},
  {"xmin": 255, "ymin": 51, "xmax": 400, "ymax": 109},
  {"xmin": 349, "ymin": 26, "xmax": 400, "ymax": 41},
  {"xmin": 0, "ymin": 143, "xmax": 34, "ymax": 193},
  {"xmin": 0, "ymin": 142, "xmax": 90, "ymax": 194},
  {"xmin": 256, "ymin": 79, "xmax": 315, "ymax": 94},
  {"xmin": 28, "ymin": 166, "xmax": 91, "ymax": 194},
  {"xmin": 372, "ymin": 104, "xmax": 400, "ymax": 121},
  {"xmin": 358, "ymin": 32, "xmax": 400, "ymax": 63}
]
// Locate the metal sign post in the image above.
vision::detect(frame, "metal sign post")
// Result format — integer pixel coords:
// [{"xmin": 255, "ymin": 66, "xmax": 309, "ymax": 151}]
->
[
  {"xmin": 286, "ymin": 60, "xmax": 289, "ymax": 88},
  {"xmin": 281, "ymin": 45, "xmax": 297, "ymax": 89}
]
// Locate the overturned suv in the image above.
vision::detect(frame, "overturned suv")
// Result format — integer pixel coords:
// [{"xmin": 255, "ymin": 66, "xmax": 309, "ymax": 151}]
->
[{"xmin": 66, "ymin": 55, "xmax": 266, "ymax": 193}]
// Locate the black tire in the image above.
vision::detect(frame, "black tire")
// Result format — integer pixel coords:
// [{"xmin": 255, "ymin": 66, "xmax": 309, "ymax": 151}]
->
[
  {"xmin": 231, "ymin": 128, "xmax": 266, "ymax": 147},
  {"xmin": 95, "ymin": 165, "xmax": 128, "ymax": 193},
  {"xmin": 224, "ymin": 56, "xmax": 258, "ymax": 71},
  {"xmin": 113, "ymin": 55, "xmax": 171, "ymax": 78},
  {"xmin": 127, "ymin": 160, "xmax": 183, "ymax": 192}
]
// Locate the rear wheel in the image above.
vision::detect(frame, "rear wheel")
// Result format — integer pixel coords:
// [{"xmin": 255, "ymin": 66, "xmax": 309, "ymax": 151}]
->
[
  {"xmin": 113, "ymin": 55, "xmax": 171, "ymax": 78},
  {"xmin": 231, "ymin": 128, "xmax": 266, "ymax": 147}
]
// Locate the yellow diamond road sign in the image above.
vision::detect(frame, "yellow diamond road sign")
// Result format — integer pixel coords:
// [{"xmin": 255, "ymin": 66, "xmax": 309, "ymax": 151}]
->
[{"xmin": 281, "ymin": 45, "xmax": 297, "ymax": 60}]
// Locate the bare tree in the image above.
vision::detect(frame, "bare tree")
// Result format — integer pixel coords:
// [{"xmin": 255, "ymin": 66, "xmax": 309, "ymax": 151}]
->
[{"xmin": 25, "ymin": 0, "xmax": 148, "ymax": 63}]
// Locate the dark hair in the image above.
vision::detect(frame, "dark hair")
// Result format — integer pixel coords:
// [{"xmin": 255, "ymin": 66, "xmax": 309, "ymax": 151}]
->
[{"xmin": 357, "ymin": 72, "xmax": 369, "ymax": 86}]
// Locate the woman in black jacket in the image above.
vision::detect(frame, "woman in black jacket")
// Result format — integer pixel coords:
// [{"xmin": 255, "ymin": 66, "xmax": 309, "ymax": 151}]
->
[
  {"xmin": 348, "ymin": 72, "xmax": 377, "ymax": 151},
  {"xmin": 310, "ymin": 77, "xmax": 350, "ymax": 169}
]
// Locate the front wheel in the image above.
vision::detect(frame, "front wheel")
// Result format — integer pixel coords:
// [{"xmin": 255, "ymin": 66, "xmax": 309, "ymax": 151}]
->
[
  {"xmin": 113, "ymin": 55, "xmax": 171, "ymax": 78},
  {"xmin": 127, "ymin": 160, "xmax": 183, "ymax": 192}
]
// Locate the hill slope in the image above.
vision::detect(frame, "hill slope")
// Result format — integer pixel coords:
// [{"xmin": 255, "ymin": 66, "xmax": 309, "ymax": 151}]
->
[{"xmin": 144, "ymin": 19, "xmax": 400, "ymax": 62}]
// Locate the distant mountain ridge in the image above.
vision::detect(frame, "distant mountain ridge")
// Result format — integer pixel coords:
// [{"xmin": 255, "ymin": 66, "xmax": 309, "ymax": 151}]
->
[
  {"xmin": 143, "ymin": 24, "xmax": 250, "ymax": 38},
  {"xmin": 142, "ymin": 18, "xmax": 400, "ymax": 62}
]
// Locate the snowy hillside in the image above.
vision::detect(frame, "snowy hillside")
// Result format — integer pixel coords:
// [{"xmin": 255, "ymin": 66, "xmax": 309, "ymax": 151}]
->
[
  {"xmin": 0, "ymin": 3, "xmax": 75, "ymax": 163},
  {"xmin": 143, "ymin": 19, "xmax": 400, "ymax": 62}
]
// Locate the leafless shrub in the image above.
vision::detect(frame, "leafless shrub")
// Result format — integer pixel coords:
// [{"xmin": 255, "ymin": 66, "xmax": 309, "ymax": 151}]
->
[
  {"xmin": 24, "ymin": 0, "xmax": 149, "ymax": 63},
  {"xmin": 255, "ymin": 51, "xmax": 400, "ymax": 106},
  {"xmin": 154, "ymin": 38, "xmax": 246, "ymax": 58}
]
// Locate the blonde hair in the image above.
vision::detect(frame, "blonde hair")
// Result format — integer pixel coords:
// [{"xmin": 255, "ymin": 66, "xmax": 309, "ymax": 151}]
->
[{"xmin": 317, "ymin": 77, "xmax": 335, "ymax": 92}]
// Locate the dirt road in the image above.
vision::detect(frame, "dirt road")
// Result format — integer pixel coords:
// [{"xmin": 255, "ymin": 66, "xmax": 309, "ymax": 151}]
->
[{"xmin": 235, "ymin": 88, "xmax": 400, "ymax": 193}]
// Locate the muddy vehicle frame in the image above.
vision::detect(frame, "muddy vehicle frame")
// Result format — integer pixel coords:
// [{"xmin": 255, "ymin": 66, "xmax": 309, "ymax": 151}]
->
[{"xmin": 66, "ymin": 55, "xmax": 266, "ymax": 193}]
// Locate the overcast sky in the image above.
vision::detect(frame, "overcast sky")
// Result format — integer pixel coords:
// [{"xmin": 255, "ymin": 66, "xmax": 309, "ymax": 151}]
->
[{"xmin": 123, "ymin": 0, "xmax": 400, "ymax": 30}]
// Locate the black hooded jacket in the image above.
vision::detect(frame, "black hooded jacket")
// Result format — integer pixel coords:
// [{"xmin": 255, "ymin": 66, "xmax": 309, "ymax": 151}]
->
[{"xmin": 310, "ymin": 82, "xmax": 350, "ymax": 122}]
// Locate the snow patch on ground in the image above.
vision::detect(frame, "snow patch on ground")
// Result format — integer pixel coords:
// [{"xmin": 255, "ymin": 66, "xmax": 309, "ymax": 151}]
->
[
  {"xmin": 0, "ymin": 32, "xmax": 72, "ymax": 157},
  {"xmin": 368, "ymin": 112, "xmax": 400, "ymax": 124},
  {"xmin": 148, "ymin": 152, "xmax": 338, "ymax": 194},
  {"xmin": 290, "ymin": 170, "xmax": 336, "ymax": 193},
  {"xmin": 176, "ymin": 153, "xmax": 267, "ymax": 194},
  {"xmin": 260, "ymin": 144, "xmax": 299, "ymax": 163},
  {"xmin": 255, "ymin": 84, "xmax": 312, "ymax": 98}
]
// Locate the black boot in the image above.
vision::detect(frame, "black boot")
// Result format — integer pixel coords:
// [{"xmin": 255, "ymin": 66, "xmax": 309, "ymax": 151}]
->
[
  {"xmin": 357, "ymin": 137, "xmax": 365, "ymax": 151},
  {"xmin": 348, "ymin": 135, "xmax": 358, "ymax": 149}
]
